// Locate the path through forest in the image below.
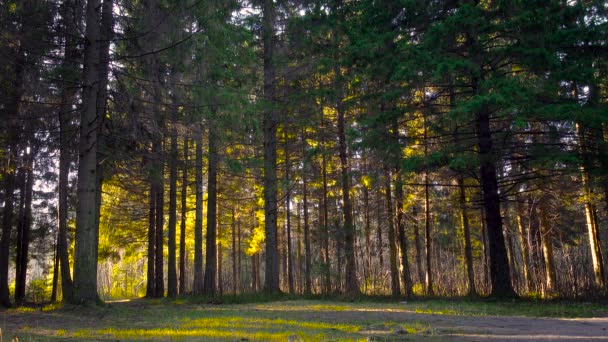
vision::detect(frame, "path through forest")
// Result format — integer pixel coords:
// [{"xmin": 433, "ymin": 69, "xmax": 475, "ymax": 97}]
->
[{"xmin": 1, "ymin": 300, "xmax": 607, "ymax": 340}]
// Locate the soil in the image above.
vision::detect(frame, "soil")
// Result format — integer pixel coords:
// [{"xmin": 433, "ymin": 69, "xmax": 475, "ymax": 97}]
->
[{"xmin": 1, "ymin": 300, "xmax": 607, "ymax": 341}]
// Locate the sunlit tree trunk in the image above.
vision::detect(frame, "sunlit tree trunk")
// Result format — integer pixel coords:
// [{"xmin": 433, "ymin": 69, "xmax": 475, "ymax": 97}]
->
[
  {"xmin": 577, "ymin": 122, "xmax": 605, "ymax": 288},
  {"xmin": 458, "ymin": 177, "xmax": 476, "ymax": 296},
  {"xmin": 284, "ymin": 132, "xmax": 294, "ymax": 294},
  {"xmin": 193, "ymin": 131, "xmax": 204, "ymax": 294},
  {"xmin": 515, "ymin": 199, "xmax": 533, "ymax": 293},
  {"xmin": 204, "ymin": 124, "xmax": 218, "ymax": 296},
  {"xmin": 179, "ymin": 138, "xmax": 188, "ymax": 295},
  {"xmin": 167, "ymin": 109, "xmax": 178, "ymax": 297},
  {"xmin": 538, "ymin": 195, "xmax": 556, "ymax": 295},
  {"xmin": 384, "ymin": 168, "xmax": 400, "ymax": 296},
  {"xmin": 146, "ymin": 180, "xmax": 156, "ymax": 297}
]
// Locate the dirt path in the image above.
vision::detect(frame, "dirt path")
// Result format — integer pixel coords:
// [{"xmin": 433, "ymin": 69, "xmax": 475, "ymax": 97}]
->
[
  {"xmin": 314, "ymin": 310, "xmax": 608, "ymax": 340},
  {"xmin": 1, "ymin": 301, "xmax": 607, "ymax": 341}
]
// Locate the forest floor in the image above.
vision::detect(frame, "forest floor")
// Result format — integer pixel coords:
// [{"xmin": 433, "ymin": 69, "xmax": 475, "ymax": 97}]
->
[{"xmin": 1, "ymin": 297, "xmax": 608, "ymax": 341}]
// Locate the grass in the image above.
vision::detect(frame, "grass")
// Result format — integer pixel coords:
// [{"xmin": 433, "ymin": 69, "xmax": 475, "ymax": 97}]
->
[{"xmin": 1, "ymin": 295, "xmax": 606, "ymax": 341}]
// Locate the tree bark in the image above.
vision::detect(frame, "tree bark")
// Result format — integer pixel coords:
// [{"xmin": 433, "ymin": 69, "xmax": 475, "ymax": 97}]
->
[
  {"xmin": 72, "ymin": 0, "xmax": 103, "ymax": 305},
  {"xmin": 475, "ymin": 104, "xmax": 516, "ymax": 298},
  {"xmin": 15, "ymin": 154, "xmax": 34, "ymax": 305},
  {"xmin": 154, "ymin": 140, "xmax": 165, "ymax": 297},
  {"xmin": 232, "ymin": 208, "xmax": 237, "ymax": 294},
  {"xmin": 384, "ymin": 169, "xmax": 400, "ymax": 296},
  {"xmin": 262, "ymin": 0, "xmax": 279, "ymax": 294},
  {"xmin": 193, "ymin": 132, "xmax": 204, "ymax": 294},
  {"xmin": 167, "ymin": 110, "xmax": 178, "ymax": 297},
  {"xmin": 577, "ymin": 122, "xmax": 605, "ymax": 288},
  {"xmin": 203, "ymin": 124, "xmax": 218, "ymax": 296},
  {"xmin": 394, "ymin": 171, "xmax": 412, "ymax": 298},
  {"xmin": 179, "ymin": 138, "xmax": 188, "ymax": 295},
  {"xmin": 57, "ymin": 0, "xmax": 82, "ymax": 303},
  {"xmin": 146, "ymin": 181, "xmax": 156, "ymax": 297},
  {"xmin": 458, "ymin": 177, "xmax": 477, "ymax": 296},
  {"xmin": 538, "ymin": 194, "xmax": 556, "ymax": 295},
  {"xmin": 284, "ymin": 133, "xmax": 294, "ymax": 294},
  {"xmin": 515, "ymin": 198, "xmax": 533, "ymax": 293},
  {"xmin": 301, "ymin": 132, "xmax": 312, "ymax": 294}
]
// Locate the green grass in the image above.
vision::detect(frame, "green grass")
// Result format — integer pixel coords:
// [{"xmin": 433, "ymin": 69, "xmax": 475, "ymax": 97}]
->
[{"xmin": 1, "ymin": 296, "xmax": 606, "ymax": 341}]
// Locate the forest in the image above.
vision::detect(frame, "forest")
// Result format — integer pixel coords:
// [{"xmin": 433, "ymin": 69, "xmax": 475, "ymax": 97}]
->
[{"xmin": 0, "ymin": 0, "xmax": 607, "ymax": 310}]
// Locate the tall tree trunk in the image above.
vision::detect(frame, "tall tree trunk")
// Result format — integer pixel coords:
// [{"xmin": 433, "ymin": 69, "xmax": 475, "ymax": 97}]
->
[
  {"xmin": 232, "ymin": 208, "xmax": 237, "ymax": 295},
  {"xmin": 577, "ymin": 123, "xmax": 605, "ymax": 288},
  {"xmin": 154, "ymin": 141, "xmax": 165, "ymax": 297},
  {"xmin": 72, "ymin": 0, "xmax": 103, "ymax": 304},
  {"xmin": 237, "ymin": 218, "xmax": 242, "ymax": 293},
  {"xmin": 334, "ymin": 50, "xmax": 358, "ymax": 299},
  {"xmin": 375, "ymin": 191, "xmax": 384, "ymax": 289},
  {"xmin": 203, "ymin": 124, "xmax": 218, "ymax": 296},
  {"xmin": 217, "ymin": 220, "xmax": 223, "ymax": 296},
  {"xmin": 262, "ymin": 0, "xmax": 279, "ymax": 294},
  {"xmin": 539, "ymin": 195, "xmax": 556, "ymax": 295},
  {"xmin": 0, "ymin": 150, "xmax": 17, "ymax": 307},
  {"xmin": 475, "ymin": 105, "xmax": 515, "ymax": 298},
  {"xmin": 15, "ymin": 155, "xmax": 34, "ymax": 305},
  {"xmin": 515, "ymin": 198, "xmax": 533, "ymax": 293},
  {"xmin": 179, "ymin": 138, "xmax": 188, "ymax": 295},
  {"xmin": 412, "ymin": 205, "xmax": 424, "ymax": 288},
  {"xmin": 284, "ymin": 133, "xmax": 294, "ymax": 294},
  {"xmin": 51, "ymin": 232, "xmax": 60, "ymax": 303},
  {"xmin": 301, "ymin": 133, "xmax": 312, "ymax": 294},
  {"xmin": 146, "ymin": 180, "xmax": 156, "ymax": 297},
  {"xmin": 458, "ymin": 177, "xmax": 476, "ymax": 296},
  {"xmin": 193, "ymin": 132, "xmax": 204, "ymax": 294},
  {"xmin": 394, "ymin": 171, "xmax": 412, "ymax": 298},
  {"xmin": 384, "ymin": 169, "xmax": 400, "ymax": 296},
  {"xmin": 57, "ymin": 0, "xmax": 82, "ymax": 303},
  {"xmin": 424, "ymin": 170, "xmax": 433, "ymax": 296},
  {"xmin": 321, "ymin": 136, "xmax": 331, "ymax": 294},
  {"xmin": 167, "ymin": 111, "xmax": 178, "ymax": 297}
]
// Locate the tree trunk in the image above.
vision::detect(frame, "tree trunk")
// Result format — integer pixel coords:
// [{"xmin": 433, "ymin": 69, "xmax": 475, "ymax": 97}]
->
[
  {"xmin": 334, "ymin": 53, "xmax": 358, "ymax": 299},
  {"xmin": 284, "ymin": 133, "xmax": 294, "ymax": 294},
  {"xmin": 515, "ymin": 199, "xmax": 533, "ymax": 293},
  {"xmin": 384, "ymin": 169, "xmax": 400, "ymax": 296},
  {"xmin": 475, "ymin": 105, "xmax": 515, "ymax": 298},
  {"xmin": 577, "ymin": 123, "xmax": 605, "ymax": 288},
  {"xmin": 237, "ymin": 218, "xmax": 242, "ymax": 293},
  {"xmin": 458, "ymin": 177, "xmax": 477, "ymax": 296},
  {"xmin": 15, "ymin": 155, "xmax": 34, "ymax": 305},
  {"xmin": 146, "ymin": 181, "xmax": 156, "ymax": 297},
  {"xmin": 51, "ymin": 233, "xmax": 60, "ymax": 303},
  {"xmin": 193, "ymin": 132, "xmax": 204, "ymax": 294},
  {"xmin": 302, "ymin": 134, "xmax": 312, "ymax": 294},
  {"xmin": 394, "ymin": 171, "xmax": 413, "ymax": 298},
  {"xmin": 154, "ymin": 140, "xmax": 165, "ymax": 297},
  {"xmin": 0, "ymin": 151, "xmax": 16, "ymax": 307},
  {"xmin": 321, "ymin": 135, "xmax": 331, "ymax": 294},
  {"xmin": 203, "ymin": 124, "xmax": 218, "ymax": 296},
  {"xmin": 179, "ymin": 138, "xmax": 188, "ymax": 295},
  {"xmin": 217, "ymin": 221, "xmax": 223, "ymax": 296},
  {"xmin": 72, "ymin": 0, "xmax": 103, "ymax": 305},
  {"xmin": 424, "ymin": 172, "xmax": 433, "ymax": 296},
  {"xmin": 57, "ymin": 0, "xmax": 82, "ymax": 303},
  {"xmin": 232, "ymin": 208, "xmax": 237, "ymax": 295},
  {"xmin": 262, "ymin": 0, "xmax": 279, "ymax": 294},
  {"xmin": 167, "ymin": 111, "xmax": 178, "ymax": 297},
  {"xmin": 539, "ymin": 195, "xmax": 556, "ymax": 295}
]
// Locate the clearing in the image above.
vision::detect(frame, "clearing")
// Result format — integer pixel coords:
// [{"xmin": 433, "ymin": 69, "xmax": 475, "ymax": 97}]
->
[{"xmin": 1, "ymin": 298, "xmax": 607, "ymax": 341}]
